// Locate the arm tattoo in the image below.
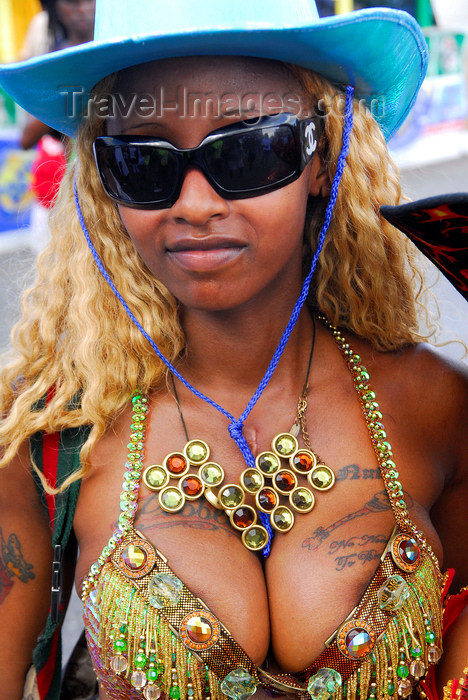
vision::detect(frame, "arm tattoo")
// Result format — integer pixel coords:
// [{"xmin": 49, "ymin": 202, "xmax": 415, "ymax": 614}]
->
[{"xmin": 0, "ymin": 527, "xmax": 35, "ymax": 603}]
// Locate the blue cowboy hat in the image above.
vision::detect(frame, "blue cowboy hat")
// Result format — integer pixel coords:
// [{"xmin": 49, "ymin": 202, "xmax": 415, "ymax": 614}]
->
[{"xmin": 0, "ymin": 0, "xmax": 427, "ymax": 140}]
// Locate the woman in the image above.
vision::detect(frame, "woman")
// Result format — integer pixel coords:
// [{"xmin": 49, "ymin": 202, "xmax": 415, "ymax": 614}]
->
[{"xmin": 0, "ymin": 1, "xmax": 467, "ymax": 699}]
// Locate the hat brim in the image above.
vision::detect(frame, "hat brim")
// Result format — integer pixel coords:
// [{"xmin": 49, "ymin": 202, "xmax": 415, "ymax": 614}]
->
[
  {"xmin": 0, "ymin": 8, "xmax": 427, "ymax": 139},
  {"xmin": 380, "ymin": 193, "xmax": 468, "ymax": 302}
]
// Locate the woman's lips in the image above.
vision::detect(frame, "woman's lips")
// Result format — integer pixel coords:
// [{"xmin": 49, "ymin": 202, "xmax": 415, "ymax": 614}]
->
[{"xmin": 166, "ymin": 238, "xmax": 246, "ymax": 272}]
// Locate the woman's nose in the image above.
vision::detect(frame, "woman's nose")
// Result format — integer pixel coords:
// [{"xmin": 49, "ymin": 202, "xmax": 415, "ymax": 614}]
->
[{"xmin": 170, "ymin": 167, "xmax": 230, "ymax": 226}]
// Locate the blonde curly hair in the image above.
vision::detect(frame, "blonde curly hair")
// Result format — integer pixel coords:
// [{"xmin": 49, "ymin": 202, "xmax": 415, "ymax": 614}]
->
[{"xmin": 0, "ymin": 65, "xmax": 426, "ymax": 491}]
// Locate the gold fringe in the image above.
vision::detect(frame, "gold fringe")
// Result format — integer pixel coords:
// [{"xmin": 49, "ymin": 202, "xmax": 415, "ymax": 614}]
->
[{"xmin": 96, "ymin": 562, "xmax": 226, "ymax": 700}]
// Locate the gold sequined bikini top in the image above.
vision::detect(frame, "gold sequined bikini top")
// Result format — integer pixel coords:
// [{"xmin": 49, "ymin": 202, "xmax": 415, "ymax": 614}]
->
[{"xmin": 81, "ymin": 323, "xmax": 446, "ymax": 700}]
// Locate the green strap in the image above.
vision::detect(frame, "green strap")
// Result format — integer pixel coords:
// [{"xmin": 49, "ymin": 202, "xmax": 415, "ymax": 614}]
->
[{"xmin": 30, "ymin": 424, "xmax": 91, "ymax": 700}]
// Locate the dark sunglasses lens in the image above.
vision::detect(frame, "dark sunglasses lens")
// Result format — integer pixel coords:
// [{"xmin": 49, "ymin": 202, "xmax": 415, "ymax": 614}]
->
[
  {"xmin": 204, "ymin": 125, "xmax": 298, "ymax": 193},
  {"xmin": 96, "ymin": 143, "xmax": 178, "ymax": 205}
]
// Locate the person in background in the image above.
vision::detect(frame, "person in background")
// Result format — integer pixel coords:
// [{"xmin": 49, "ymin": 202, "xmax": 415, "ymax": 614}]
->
[{"xmin": 20, "ymin": 0, "xmax": 95, "ymax": 251}]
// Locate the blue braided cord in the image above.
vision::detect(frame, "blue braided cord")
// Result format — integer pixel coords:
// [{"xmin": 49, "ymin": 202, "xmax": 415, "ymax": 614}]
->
[
  {"xmin": 73, "ymin": 179, "xmax": 236, "ymax": 424},
  {"xmin": 74, "ymin": 85, "xmax": 354, "ymax": 556},
  {"xmin": 238, "ymin": 85, "xmax": 354, "ymax": 427}
]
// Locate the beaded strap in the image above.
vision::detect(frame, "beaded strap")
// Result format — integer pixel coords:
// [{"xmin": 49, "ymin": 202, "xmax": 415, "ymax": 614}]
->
[
  {"xmin": 321, "ymin": 315, "xmax": 441, "ymax": 573},
  {"xmin": 81, "ymin": 394, "xmax": 150, "ymax": 601}
]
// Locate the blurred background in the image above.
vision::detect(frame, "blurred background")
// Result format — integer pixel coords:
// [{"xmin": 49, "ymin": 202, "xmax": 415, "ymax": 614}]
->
[{"xmin": 0, "ymin": 0, "xmax": 467, "ymax": 666}]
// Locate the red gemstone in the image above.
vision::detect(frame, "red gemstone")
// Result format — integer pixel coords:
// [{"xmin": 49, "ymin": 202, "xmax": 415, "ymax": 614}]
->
[
  {"xmin": 167, "ymin": 455, "xmax": 187, "ymax": 474},
  {"xmin": 232, "ymin": 507, "xmax": 255, "ymax": 529},
  {"xmin": 274, "ymin": 470, "xmax": 296, "ymax": 492},
  {"xmin": 181, "ymin": 476, "xmax": 203, "ymax": 497},
  {"xmin": 292, "ymin": 451, "xmax": 315, "ymax": 473},
  {"xmin": 398, "ymin": 539, "xmax": 420, "ymax": 565},
  {"xmin": 258, "ymin": 488, "xmax": 277, "ymax": 511}
]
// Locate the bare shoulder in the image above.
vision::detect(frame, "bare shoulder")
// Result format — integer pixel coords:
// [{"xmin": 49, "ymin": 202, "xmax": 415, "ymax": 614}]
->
[{"xmin": 355, "ymin": 339, "xmax": 468, "ymax": 473}]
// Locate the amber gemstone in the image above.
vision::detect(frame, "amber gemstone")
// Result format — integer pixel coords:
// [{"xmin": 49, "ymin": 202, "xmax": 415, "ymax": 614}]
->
[
  {"xmin": 231, "ymin": 506, "xmax": 255, "ymax": 529},
  {"xmin": 181, "ymin": 475, "xmax": 204, "ymax": 498},
  {"xmin": 291, "ymin": 451, "xmax": 316, "ymax": 473},
  {"xmin": 122, "ymin": 544, "xmax": 148, "ymax": 570},
  {"xmin": 398, "ymin": 539, "xmax": 420, "ymax": 565},
  {"xmin": 257, "ymin": 488, "xmax": 277, "ymax": 512},
  {"xmin": 166, "ymin": 454, "xmax": 187, "ymax": 475},
  {"xmin": 186, "ymin": 616, "xmax": 213, "ymax": 643},
  {"xmin": 274, "ymin": 470, "xmax": 297, "ymax": 493},
  {"xmin": 345, "ymin": 628, "xmax": 374, "ymax": 658}
]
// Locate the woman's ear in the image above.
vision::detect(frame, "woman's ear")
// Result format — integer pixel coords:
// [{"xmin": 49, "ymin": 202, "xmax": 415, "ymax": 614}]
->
[{"xmin": 308, "ymin": 153, "xmax": 330, "ymax": 198}]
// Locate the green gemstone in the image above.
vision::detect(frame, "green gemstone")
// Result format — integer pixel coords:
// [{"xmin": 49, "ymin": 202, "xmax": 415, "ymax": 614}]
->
[
  {"xmin": 135, "ymin": 652, "xmax": 148, "ymax": 669},
  {"xmin": 387, "ymin": 682, "xmax": 395, "ymax": 695},
  {"xmin": 308, "ymin": 668, "xmax": 342, "ymax": 700},
  {"xmin": 120, "ymin": 624, "xmax": 128, "ymax": 634},
  {"xmin": 200, "ymin": 463, "xmax": 223, "ymax": 486},
  {"xmin": 242, "ymin": 526, "xmax": 268, "ymax": 550},
  {"xmin": 170, "ymin": 686, "xmax": 181, "ymax": 699},
  {"xmin": 160, "ymin": 488, "xmax": 184, "ymax": 510},
  {"xmin": 257, "ymin": 453, "xmax": 280, "ymax": 475},
  {"xmin": 241, "ymin": 469, "xmax": 263, "ymax": 492},
  {"xmin": 411, "ymin": 647, "xmax": 422, "ymax": 658},
  {"xmin": 310, "ymin": 466, "xmax": 334, "ymax": 490},
  {"xmin": 145, "ymin": 466, "xmax": 167, "ymax": 489},
  {"xmin": 114, "ymin": 638, "xmax": 127, "ymax": 653},
  {"xmin": 147, "ymin": 668, "xmax": 159, "ymax": 682},
  {"xmin": 274, "ymin": 434, "xmax": 297, "ymax": 457},
  {"xmin": 272, "ymin": 506, "xmax": 294, "ymax": 531},
  {"xmin": 148, "ymin": 572, "xmax": 183, "ymax": 608},
  {"xmin": 221, "ymin": 668, "xmax": 258, "ymax": 700},
  {"xmin": 397, "ymin": 665, "xmax": 409, "ymax": 679},
  {"xmin": 187, "ymin": 688, "xmax": 195, "ymax": 697},
  {"xmin": 291, "ymin": 487, "xmax": 314, "ymax": 511},
  {"xmin": 219, "ymin": 485, "xmax": 243, "ymax": 508},
  {"xmin": 426, "ymin": 630, "xmax": 435, "ymax": 643},
  {"xmin": 186, "ymin": 440, "xmax": 209, "ymax": 463},
  {"xmin": 378, "ymin": 575, "xmax": 410, "ymax": 612}
]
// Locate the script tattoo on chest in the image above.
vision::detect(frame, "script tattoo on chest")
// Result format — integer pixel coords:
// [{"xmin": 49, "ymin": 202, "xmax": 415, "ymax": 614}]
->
[
  {"xmin": 136, "ymin": 494, "xmax": 235, "ymax": 538},
  {"xmin": 336, "ymin": 464, "xmax": 380, "ymax": 481},
  {"xmin": 329, "ymin": 533, "xmax": 388, "ymax": 571},
  {"xmin": 0, "ymin": 527, "xmax": 35, "ymax": 604},
  {"xmin": 301, "ymin": 488, "xmax": 414, "ymax": 554}
]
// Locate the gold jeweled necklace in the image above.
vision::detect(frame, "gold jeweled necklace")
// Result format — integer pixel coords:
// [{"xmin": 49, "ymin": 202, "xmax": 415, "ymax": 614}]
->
[{"xmin": 141, "ymin": 319, "xmax": 336, "ymax": 551}]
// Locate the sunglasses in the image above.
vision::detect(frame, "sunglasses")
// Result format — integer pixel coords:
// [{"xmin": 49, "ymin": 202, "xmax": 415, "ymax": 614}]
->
[{"xmin": 93, "ymin": 113, "xmax": 322, "ymax": 209}]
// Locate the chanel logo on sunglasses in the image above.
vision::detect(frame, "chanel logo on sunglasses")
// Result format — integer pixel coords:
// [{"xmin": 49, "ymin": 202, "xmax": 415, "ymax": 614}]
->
[{"xmin": 305, "ymin": 122, "xmax": 317, "ymax": 156}]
